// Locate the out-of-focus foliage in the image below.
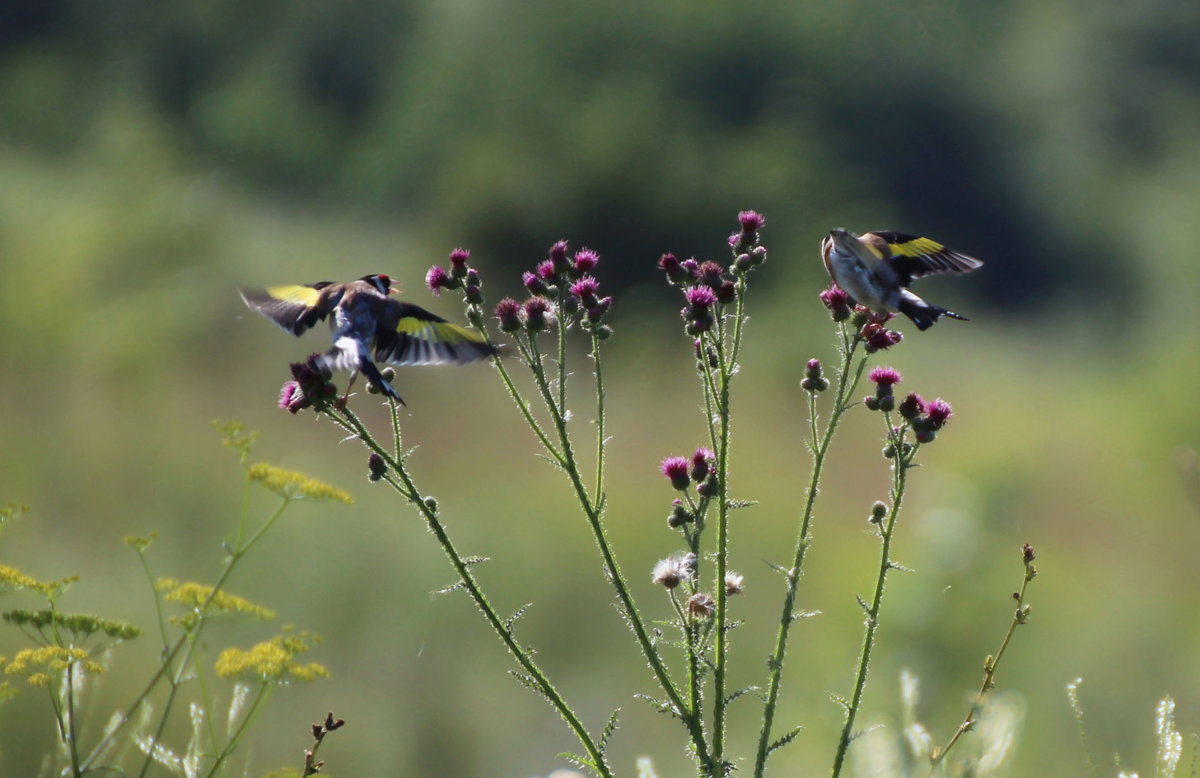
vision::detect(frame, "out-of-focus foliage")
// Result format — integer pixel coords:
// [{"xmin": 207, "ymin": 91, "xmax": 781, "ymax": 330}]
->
[
  {"xmin": 1, "ymin": 1, "xmax": 1199, "ymax": 776},
  {"xmin": 3, "ymin": 0, "xmax": 1199, "ymax": 309}
]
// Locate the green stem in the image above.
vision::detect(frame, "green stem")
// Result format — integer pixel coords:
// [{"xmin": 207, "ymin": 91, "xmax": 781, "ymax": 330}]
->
[
  {"xmin": 929, "ymin": 558, "xmax": 1035, "ymax": 773},
  {"xmin": 830, "ymin": 425, "xmax": 917, "ymax": 778},
  {"xmin": 81, "ymin": 497, "xmax": 289, "ymax": 773},
  {"xmin": 66, "ymin": 660, "xmax": 82, "ymax": 777},
  {"xmin": 206, "ymin": 684, "xmax": 272, "ymax": 777},
  {"xmin": 332, "ymin": 404, "xmax": 613, "ymax": 777},
  {"xmin": 755, "ymin": 326, "xmax": 866, "ymax": 778},
  {"xmin": 592, "ymin": 334, "xmax": 606, "ymax": 503},
  {"xmin": 516, "ymin": 329, "xmax": 714, "ymax": 771}
]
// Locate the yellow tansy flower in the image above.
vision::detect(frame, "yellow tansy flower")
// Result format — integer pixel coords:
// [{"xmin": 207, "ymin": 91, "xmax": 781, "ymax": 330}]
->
[
  {"xmin": 248, "ymin": 463, "xmax": 353, "ymax": 504},
  {"xmin": 215, "ymin": 633, "xmax": 329, "ymax": 685},
  {"xmin": 156, "ymin": 579, "xmax": 275, "ymax": 621}
]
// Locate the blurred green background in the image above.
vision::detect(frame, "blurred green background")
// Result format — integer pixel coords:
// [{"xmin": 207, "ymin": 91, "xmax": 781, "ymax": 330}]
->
[{"xmin": 2, "ymin": 0, "xmax": 1199, "ymax": 775}]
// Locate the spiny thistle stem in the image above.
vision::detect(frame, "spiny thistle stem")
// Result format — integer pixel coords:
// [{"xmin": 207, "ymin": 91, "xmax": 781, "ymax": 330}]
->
[
  {"xmin": 327, "ymin": 403, "xmax": 613, "ymax": 777},
  {"xmin": 755, "ymin": 325, "xmax": 867, "ymax": 778},
  {"xmin": 592, "ymin": 334, "xmax": 607, "ymax": 502},
  {"xmin": 489, "ymin": 325, "xmax": 713, "ymax": 770},
  {"xmin": 830, "ymin": 423, "xmax": 917, "ymax": 778}
]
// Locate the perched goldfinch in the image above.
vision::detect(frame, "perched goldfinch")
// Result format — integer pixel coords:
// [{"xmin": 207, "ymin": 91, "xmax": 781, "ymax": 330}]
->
[
  {"xmin": 821, "ymin": 229, "xmax": 983, "ymax": 330},
  {"xmin": 240, "ymin": 273, "xmax": 495, "ymax": 405}
]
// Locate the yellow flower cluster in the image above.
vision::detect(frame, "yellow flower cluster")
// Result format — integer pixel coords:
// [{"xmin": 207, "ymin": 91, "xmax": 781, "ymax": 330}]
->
[
  {"xmin": 248, "ymin": 463, "xmax": 354, "ymax": 504},
  {"xmin": 156, "ymin": 578, "xmax": 276, "ymax": 621},
  {"xmin": 3, "ymin": 646, "xmax": 102, "ymax": 687},
  {"xmin": 215, "ymin": 633, "xmax": 330, "ymax": 685},
  {"xmin": 0, "ymin": 563, "xmax": 56, "ymax": 596}
]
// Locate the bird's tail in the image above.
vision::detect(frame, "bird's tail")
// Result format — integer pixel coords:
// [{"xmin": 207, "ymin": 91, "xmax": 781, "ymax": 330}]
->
[
  {"xmin": 323, "ymin": 338, "xmax": 406, "ymax": 404},
  {"xmin": 899, "ymin": 299, "xmax": 968, "ymax": 331}
]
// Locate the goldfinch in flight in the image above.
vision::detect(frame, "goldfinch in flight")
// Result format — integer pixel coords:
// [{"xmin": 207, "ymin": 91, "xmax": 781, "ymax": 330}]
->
[
  {"xmin": 240, "ymin": 273, "xmax": 496, "ymax": 405},
  {"xmin": 821, "ymin": 229, "xmax": 983, "ymax": 330}
]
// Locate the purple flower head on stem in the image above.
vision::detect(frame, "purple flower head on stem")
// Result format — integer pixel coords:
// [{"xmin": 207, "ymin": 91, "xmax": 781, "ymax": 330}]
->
[
  {"xmin": 536, "ymin": 259, "xmax": 558, "ymax": 281},
  {"xmin": 738, "ymin": 210, "xmax": 766, "ymax": 233},
  {"xmin": 680, "ymin": 258, "xmax": 700, "ymax": 277},
  {"xmin": 573, "ymin": 248, "xmax": 599, "ymax": 275},
  {"xmin": 898, "ymin": 392, "xmax": 926, "ymax": 420},
  {"xmin": 570, "ymin": 276, "xmax": 601, "ymax": 307},
  {"xmin": 862, "ymin": 323, "xmax": 903, "ymax": 353},
  {"xmin": 661, "ymin": 456, "xmax": 691, "ymax": 491},
  {"xmin": 449, "ymin": 248, "xmax": 470, "ymax": 278},
  {"xmin": 278, "ymin": 381, "xmax": 305, "ymax": 414},
  {"xmin": 426, "ymin": 265, "xmax": 451, "ymax": 296},
  {"xmin": 926, "ymin": 398, "xmax": 953, "ymax": 430},
  {"xmin": 869, "ymin": 367, "xmax": 903, "ymax": 388},
  {"xmin": 494, "ymin": 297, "xmax": 522, "ymax": 333},
  {"xmin": 685, "ymin": 285, "xmax": 718, "ymax": 311},
  {"xmin": 523, "ymin": 296, "xmax": 554, "ymax": 332},
  {"xmin": 819, "ymin": 285, "xmax": 852, "ymax": 322},
  {"xmin": 697, "ymin": 261, "xmax": 726, "ymax": 289},
  {"xmin": 691, "ymin": 448, "xmax": 715, "ymax": 483},
  {"xmin": 548, "ymin": 240, "xmax": 571, "ymax": 274},
  {"xmin": 523, "ymin": 270, "xmax": 546, "ymax": 296}
]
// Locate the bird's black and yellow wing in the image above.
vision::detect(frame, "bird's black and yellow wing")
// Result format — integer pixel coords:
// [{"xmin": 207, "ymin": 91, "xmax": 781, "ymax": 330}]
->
[
  {"xmin": 868, "ymin": 231, "xmax": 984, "ymax": 285},
  {"xmin": 374, "ymin": 301, "xmax": 497, "ymax": 366},
  {"xmin": 240, "ymin": 282, "xmax": 338, "ymax": 336}
]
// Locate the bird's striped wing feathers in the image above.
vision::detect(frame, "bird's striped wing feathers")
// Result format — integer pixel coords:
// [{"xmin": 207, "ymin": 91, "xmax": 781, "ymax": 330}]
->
[
  {"xmin": 375, "ymin": 302, "xmax": 496, "ymax": 366},
  {"xmin": 870, "ymin": 231, "xmax": 984, "ymax": 284},
  {"xmin": 240, "ymin": 282, "xmax": 337, "ymax": 335}
]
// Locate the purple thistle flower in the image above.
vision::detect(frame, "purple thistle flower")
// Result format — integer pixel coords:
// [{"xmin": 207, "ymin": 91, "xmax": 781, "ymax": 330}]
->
[
  {"xmin": 869, "ymin": 367, "xmax": 903, "ymax": 387},
  {"xmin": 819, "ymin": 285, "xmax": 852, "ymax": 322},
  {"xmin": 898, "ymin": 392, "xmax": 926, "ymax": 420},
  {"xmin": 680, "ymin": 258, "xmax": 700, "ymax": 277},
  {"xmin": 573, "ymin": 248, "xmax": 599, "ymax": 275},
  {"xmin": 494, "ymin": 297, "xmax": 522, "ymax": 333},
  {"xmin": 862, "ymin": 323, "xmax": 903, "ymax": 353},
  {"xmin": 697, "ymin": 261, "xmax": 726, "ymax": 289},
  {"xmin": 449, "ymin": 248, "xmax": 470, "ymax": 277},
  {"xmin": 926, "ymin": 398, "xmax": 953, "ymax": 430},
  {"xmin": 685, "ymin": 285, "xmax": 718, "ymax": 310},
  {"xmin": 536, "ymin": 259, "xmax": 558, "ymax": 281},
  {"xmin": 523, "ymin": 296, "xmax": 553, "ymax": 332},
  {"xmin": 523, "ymin": 270, "xmax": 546, "ymax": 296},
  {"xmin": 691, "ymin": 448, "xmax": 715, "ymax": 483},
  {"xmin": 738, "ymin": 210, "xmax": 766, "ymax": 232},
  {"xmin": 661, "ymin": 456, "xmax": 691, "ymax": 491},
  {"xmin": 426, "ymin": 265, "xmax": 451, "ymax": 295},
  {"xmin": 548, "ymin": 240, "xmax": 571, "ymax": 274},
  {"xmin": 278, "ymin": 381, "xmax": 306, "ymax": 413},
  {"xmin": 570, "ymin": 276, "xmax": 601, "ymax": 307}
]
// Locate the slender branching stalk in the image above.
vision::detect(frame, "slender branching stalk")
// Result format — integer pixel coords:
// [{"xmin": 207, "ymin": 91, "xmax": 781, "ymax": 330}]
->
[{"xmin": 928, "ymin": 544, "xmax": 1038, "ymax": 774}]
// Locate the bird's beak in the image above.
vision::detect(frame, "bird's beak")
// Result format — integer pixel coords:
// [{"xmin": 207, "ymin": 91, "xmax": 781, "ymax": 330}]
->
[{"xmin": 388, "ymin": 284, "xmax": 401, "ymax": 295}]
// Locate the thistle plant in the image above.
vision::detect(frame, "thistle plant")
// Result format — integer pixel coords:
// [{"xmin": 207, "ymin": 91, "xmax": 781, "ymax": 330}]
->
[
  {"xmin": 0, "ymin": 424, "xmax": 341, "ymax": 777},
  {"xmin": 272, "ymin": 211, "xmax": 1029, "ymax": 776}
]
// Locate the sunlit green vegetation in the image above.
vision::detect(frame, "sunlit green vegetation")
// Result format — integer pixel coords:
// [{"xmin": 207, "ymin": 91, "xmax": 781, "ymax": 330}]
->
[{"xmin": 1, "ymin": 1, "xmax": 1198, "ymax": 775}]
